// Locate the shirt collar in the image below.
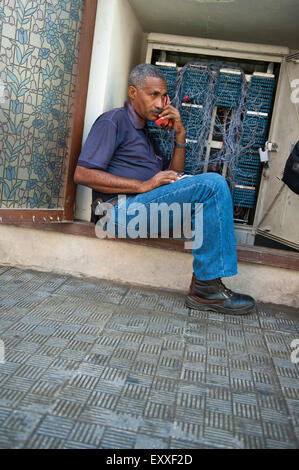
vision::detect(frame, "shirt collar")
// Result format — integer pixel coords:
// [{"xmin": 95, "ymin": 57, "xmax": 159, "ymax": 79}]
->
[{"xmin": 125, "ymin": 101, "xmax": 144, "ymax": 130}]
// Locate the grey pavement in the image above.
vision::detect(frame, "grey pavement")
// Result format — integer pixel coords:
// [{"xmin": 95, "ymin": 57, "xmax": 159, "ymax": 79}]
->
[{"xmin": 0, "ymin": 264, "xmax": 298, "ymax": 449}]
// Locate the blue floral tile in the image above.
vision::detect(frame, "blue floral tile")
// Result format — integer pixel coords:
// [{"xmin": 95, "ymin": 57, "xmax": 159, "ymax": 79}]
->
[{"xmin": 0, "ymin": 0, "xmax": 83, "ymax": 209}]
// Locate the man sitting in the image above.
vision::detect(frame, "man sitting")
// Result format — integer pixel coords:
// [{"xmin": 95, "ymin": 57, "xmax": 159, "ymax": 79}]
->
[{"xmin": 74, "ymin": 64, "xmax": 256, "ymax": 315}]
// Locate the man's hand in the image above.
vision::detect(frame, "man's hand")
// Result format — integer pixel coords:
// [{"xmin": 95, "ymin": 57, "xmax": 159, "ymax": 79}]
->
[
  {"xmin": 138, "ymin": 170, "xmax": 180, "ymax": 193},
  {"xmin": 158, "ymin": 105, "xmax": 185, "ymax": 137}
]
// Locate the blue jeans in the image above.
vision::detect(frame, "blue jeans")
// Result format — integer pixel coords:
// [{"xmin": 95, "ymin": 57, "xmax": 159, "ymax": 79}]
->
[{"xmin": 104, "ymin": 173, "xmax": 238, "ymax": 281}]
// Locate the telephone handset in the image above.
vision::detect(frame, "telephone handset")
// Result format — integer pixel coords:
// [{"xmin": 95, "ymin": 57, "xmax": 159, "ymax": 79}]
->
[{"xmin": 154, "ymin": 94, "xmax": 173, "ymax": 130}]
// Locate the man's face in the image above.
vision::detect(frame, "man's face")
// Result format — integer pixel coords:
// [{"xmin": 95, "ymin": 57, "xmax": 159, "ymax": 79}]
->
[{"xmin": 128, "ymin": 77, "xmax": 168, "ymax": 124}]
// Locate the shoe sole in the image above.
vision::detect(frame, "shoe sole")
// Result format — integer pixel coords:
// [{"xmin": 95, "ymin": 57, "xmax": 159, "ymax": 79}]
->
[{"xmin": 185, "ymin": 296, "xmax": 256, "ymax": 315}]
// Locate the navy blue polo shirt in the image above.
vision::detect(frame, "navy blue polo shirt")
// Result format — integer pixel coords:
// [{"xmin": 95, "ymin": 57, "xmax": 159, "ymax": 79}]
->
[{"xmin": 77, "ymin": 101, "xmax": 168, "ymax": 207}]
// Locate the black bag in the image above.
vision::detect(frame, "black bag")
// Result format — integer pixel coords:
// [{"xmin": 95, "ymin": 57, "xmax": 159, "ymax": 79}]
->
[{"xmin": 282, "ymin": 141, "xmax": 299, "ymax": 195}]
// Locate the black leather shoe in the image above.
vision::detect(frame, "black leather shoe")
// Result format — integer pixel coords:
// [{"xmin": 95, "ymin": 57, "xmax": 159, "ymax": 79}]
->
[{"xmin": 186, "ymin": 274, "xmax": 256, "ymax": 315}]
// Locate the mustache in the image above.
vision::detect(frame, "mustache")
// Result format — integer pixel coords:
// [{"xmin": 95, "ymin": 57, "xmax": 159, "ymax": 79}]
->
[{"xmin": 151, "ymin": 108, "xmax": 162, "ymax": 113}]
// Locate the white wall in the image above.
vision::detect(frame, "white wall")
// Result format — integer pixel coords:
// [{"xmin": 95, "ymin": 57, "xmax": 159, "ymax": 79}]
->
[
  {"xmin": 75, "ymin": 0, "xmax": 144, "ymax": 221},
  {"xmin": 104, "ymin": 0, "xmax": 144, "ymax": 111}
]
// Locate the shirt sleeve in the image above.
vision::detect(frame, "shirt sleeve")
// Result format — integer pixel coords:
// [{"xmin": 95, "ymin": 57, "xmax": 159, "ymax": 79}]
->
[{"xmin": 77, "ymin": 118, "xmax": 118, "ymax": 170}]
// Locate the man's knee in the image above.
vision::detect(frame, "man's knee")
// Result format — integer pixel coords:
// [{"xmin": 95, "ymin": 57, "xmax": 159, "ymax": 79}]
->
[{"xmin": 193, "ymin": 172, "xmax": 230, "ymax": 194}]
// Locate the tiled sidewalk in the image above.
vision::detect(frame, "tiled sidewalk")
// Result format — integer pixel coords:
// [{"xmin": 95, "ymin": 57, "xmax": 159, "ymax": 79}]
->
[{"xmin": 0, "ymin": 265, "xmax": 298, "ymax": 449}]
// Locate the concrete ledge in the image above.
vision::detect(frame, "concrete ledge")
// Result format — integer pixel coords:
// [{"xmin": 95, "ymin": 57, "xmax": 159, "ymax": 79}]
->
[
  {"xmin": 0, "ymin": 224, "xmax": 298, "ymax": 307},
  {"xmin": 4, "ymin": 220, "xmax": 299, "ymax": 271}
]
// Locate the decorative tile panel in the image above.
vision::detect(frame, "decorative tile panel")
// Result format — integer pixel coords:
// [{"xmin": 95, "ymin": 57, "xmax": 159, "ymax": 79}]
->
[{"xmin": 0, "ymin": 0, "xmax": 83, "ymax": 208}]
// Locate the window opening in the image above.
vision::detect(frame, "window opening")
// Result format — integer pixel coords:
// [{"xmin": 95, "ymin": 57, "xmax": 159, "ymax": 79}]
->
[{"xmin": 147, "ymin": 53, "xmax": 279, "ymax": 226}]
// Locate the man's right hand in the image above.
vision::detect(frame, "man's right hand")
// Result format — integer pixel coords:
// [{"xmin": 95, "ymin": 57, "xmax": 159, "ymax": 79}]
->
[{"xmin": 138, "ymin": 170, "xmax": 180, "ymax": 193}]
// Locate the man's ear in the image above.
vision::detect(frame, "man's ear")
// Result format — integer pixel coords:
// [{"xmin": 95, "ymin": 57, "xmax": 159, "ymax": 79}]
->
[{"xmin": 128, "ymin": 86, "xmax": 137, "ymax": 100}]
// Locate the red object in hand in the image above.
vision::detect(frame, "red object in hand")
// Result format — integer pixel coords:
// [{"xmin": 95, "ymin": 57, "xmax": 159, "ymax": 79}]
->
[{"xmin": 155, "ymin": 95, "xmax": 173, "ymax": 130}]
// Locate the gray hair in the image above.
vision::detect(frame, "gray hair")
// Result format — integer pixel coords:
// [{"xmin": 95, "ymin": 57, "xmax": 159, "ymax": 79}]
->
[{"xmin": 128, "ymin": 64, "xmax": 166, "ymax": 89}]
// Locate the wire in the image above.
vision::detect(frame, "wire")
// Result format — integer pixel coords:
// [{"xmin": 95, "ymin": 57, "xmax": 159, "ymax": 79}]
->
[{"xmin": 152, "ymin": 61, "xmax": 275, "ymax": 211}]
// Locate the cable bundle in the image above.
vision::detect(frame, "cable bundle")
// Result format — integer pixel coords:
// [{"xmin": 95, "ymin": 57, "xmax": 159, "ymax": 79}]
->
[
  {"xmin": 241, "ymin": 114, "xmax": 269, "ymax": 148},
  {"xmin": 246, "ymin": 75, "xmax": 275, "ymax": 113},
  {"xmin": 156, "ymin": 64, "xmax": 177, "ymax": 101},
  {"xmin": 232, "ymin": 186, "xmax": 256, "ymax": 208},
  {"xmin": 181, "ymin": 67, "xmax": 209, "ymax": 105},
  {"xmin": 215, "ymin": 71, "xmax": 242, "ymax": 108},
  {"xmin": 148, "ymin": 128, "xmax": 174, "ymax": 167},
  {"xmin": 180, "ymin": 104, "xmax": 203, "ymax": 140},
  {"xmin": 234, "ymin": 151, "xmax": 261, "ymax": 186},
  {"xmin": 184, "ymin": 141, "xmax": 202, "ymax": 175}
]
